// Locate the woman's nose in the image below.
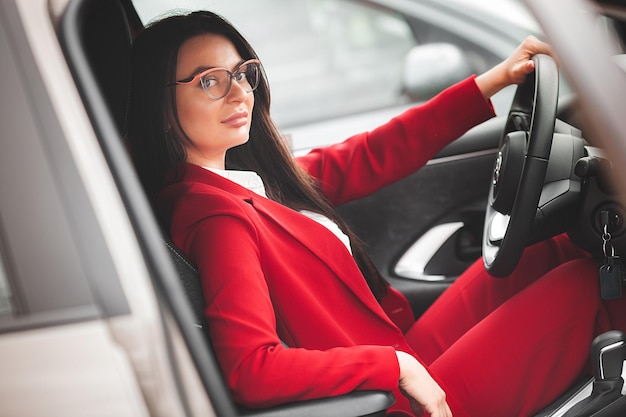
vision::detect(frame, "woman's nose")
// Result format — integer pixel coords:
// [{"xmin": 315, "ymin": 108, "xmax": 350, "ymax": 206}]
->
[{"xmin": 225, "ymin": 77, "xmax": 249, "ymax": 101}]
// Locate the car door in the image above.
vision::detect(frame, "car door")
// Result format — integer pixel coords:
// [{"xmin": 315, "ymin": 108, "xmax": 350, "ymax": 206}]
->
[
  {"xmin": 0, "ymin": 2, "xmax": 211, "ymax": 416},
  {"xmin": 0, "ymin": 4, "xmax": 144, "ymax": 415}
]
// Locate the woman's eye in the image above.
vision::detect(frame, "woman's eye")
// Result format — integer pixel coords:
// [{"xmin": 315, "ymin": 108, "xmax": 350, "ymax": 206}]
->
[
  {"xmin": 201, "ymin": 76, "xmax": 219, "ymax": 89},
  {"xmin": 234, "ymin": 71, "xmax": 246, "ymax": 82}
]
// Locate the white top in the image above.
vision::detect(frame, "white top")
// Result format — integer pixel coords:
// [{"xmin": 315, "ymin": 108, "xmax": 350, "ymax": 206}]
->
[{"xmin": 207, "ymin": 168, "xmax": 352, "ymax": 254}]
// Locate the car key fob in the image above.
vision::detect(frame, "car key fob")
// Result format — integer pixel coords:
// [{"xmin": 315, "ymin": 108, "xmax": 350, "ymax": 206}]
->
[{"xmin": 600, "ymin": 256, "xmax": 623, "ymax": 300}]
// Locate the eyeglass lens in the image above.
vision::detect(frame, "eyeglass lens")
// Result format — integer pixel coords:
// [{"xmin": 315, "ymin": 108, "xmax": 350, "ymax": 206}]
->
[{"xmin": 200, "ymin": 61, "xmax": 260, "ymax": 99}]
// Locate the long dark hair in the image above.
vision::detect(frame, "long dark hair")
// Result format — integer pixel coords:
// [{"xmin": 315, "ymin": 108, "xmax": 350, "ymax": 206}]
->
[{"xmin": 127, "ymin": 11, "xmax": 388, "ymax": 301}]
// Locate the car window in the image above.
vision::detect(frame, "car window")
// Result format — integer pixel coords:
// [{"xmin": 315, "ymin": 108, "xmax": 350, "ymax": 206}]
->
[
  {"xmin": 134, "ymin": 0, "xmax": 415, "ymax": 128},
  {"xmin": 264, "ymin": 1, "xmax": 415, "ymax": 127},
  {"xmin": 132, "ymin": 0, "xmax": 552, "ymax": 153}
]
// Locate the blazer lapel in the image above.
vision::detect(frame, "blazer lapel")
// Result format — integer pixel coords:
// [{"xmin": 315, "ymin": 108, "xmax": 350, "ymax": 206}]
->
[
  {"xmin": 183, "ymin": 164, "xmax": 393, "ymax": 322},
  {"xmin": 251, "ymin": 194, "xmax": 389, "ymax": 317}
]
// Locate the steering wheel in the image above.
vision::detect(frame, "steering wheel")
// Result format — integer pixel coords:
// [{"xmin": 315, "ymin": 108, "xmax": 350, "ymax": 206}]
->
[{"xmin": 482, "ymin": 54, "xmax": 559, "ymax": 277}]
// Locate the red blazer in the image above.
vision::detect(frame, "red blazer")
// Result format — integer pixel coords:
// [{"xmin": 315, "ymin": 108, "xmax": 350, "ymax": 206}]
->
[{"xmin": 158, "ymin": 77, "xmax": 495, "ymax": 416}]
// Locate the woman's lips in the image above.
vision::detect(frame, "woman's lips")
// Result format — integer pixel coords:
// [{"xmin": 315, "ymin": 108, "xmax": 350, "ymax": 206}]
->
[{"xmin": 222, "ymin": 111, "xmax": 249, "ymax": 127}]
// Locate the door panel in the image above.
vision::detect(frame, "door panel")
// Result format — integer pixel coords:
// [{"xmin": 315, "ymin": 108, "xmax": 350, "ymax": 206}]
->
[
  {"xmin": 0, "ymin": 321, "xmax": 150, "ymax": 417},
  {"xmin": 338, "ymin": 117, "xmax": 503, "ymax": 318}
]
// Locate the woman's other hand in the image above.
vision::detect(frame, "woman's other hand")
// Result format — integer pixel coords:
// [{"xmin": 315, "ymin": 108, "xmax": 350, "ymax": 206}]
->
[
  {"xmin": 396, "ymin": 351, "xmax": 453, "ymax": 417},
  {"xmin": 476, "ymin": 35, "xmax": 555, "ymax": 99}
]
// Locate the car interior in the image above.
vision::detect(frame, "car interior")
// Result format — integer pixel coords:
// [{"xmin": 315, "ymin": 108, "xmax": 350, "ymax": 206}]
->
[{"xmin": 55, "ymin": 0, "xmax": 626, "ymax": 415}]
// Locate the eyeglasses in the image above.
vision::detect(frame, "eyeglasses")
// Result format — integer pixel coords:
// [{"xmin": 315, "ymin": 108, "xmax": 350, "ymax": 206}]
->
[{"xmin": 174, "ymin": 59, "xmax": 262, "ymax": 100}]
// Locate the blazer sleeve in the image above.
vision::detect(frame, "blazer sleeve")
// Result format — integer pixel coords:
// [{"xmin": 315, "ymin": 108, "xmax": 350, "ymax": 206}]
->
[
  {"xmin": 296, "ymin": 76, "xmax": 496, "ymax": 205},
  {"xmin": 171, "ymin": 190, "xmax": 400, "ymax": 408}
]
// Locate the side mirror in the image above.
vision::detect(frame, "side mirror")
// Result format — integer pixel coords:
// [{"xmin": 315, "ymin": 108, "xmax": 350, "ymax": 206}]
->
[{"xmin": 403, "ymin": 43, "xmax": 474, "ymax": 101}]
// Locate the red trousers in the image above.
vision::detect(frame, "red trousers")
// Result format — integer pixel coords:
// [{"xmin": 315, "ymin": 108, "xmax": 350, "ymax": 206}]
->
[{"xmin": 404, "ymin": 234, "xmax": 626, "ymax": 417}]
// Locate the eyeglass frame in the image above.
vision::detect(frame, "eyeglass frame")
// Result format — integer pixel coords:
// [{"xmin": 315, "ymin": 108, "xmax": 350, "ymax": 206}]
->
[{"xmin": 172, "ymin": 58, "xmax": 262, "ymax": 100}]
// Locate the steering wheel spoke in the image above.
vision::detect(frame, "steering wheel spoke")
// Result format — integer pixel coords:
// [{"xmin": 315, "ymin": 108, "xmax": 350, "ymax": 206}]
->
[{"xmin": 488, "ymin": 211, "xmax": 510, "ymax": 244}]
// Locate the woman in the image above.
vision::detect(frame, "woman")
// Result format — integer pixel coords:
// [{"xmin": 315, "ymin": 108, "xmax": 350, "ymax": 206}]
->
[{"xmin": 127, "ymin": 10, "xmax": 618, "ymax": 417}]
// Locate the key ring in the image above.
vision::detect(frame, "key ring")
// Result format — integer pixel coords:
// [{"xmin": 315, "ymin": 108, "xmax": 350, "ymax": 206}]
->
[{"xmin": 603, "ymin": 223, "xmax": 615, "ymax": 258}]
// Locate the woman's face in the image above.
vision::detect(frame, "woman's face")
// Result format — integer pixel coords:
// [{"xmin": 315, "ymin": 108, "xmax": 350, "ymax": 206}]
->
[{"xmin": 174, "ymin": 34, "xmax": 255, "ymax": 169}]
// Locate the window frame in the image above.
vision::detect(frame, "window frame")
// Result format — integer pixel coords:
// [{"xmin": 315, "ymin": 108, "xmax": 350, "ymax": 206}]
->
[{"xmin": 0, "ymin": 1, "xmax": 130, "ymax": 333}]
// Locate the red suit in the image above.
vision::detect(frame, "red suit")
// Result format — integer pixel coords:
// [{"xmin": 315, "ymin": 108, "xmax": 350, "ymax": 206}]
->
[{"xmin": 158, "ymin": 77, "xmax": 622, "ymax": 416}]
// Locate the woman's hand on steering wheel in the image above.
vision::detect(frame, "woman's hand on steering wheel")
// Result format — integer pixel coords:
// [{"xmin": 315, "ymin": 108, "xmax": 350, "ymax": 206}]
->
[{"xmin": 476, "ymin": 36, "xmax": 555, "ymax": 99}]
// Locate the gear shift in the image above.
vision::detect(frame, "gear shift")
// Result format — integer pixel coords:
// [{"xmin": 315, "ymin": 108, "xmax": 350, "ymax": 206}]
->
[
  {"xmin": 563, "ymin": 331, "xmax": 626, "ymax": 417},
  {"xmin": 592, "ymin": 330, "xmax": 626, "ymax": 381}
]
